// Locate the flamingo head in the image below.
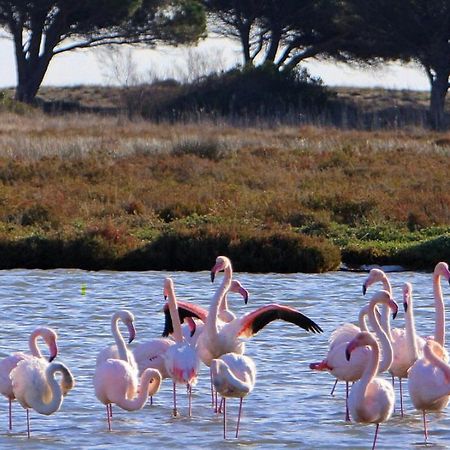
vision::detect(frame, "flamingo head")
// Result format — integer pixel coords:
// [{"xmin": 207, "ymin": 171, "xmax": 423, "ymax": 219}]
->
[
  {"xmin": 116, "ymin": 310, "xmax": 136, "ymax": 344},
  {"xmin": 163, "ymin": 277, "xmax": 175, "ymax": 300},
  {"xmin": 346, "ymin": 331, "xmax": 375, "ymax": 361},
  {"xmin": 230, "ymin": 280, "xmax": 249, "ymax": 304},
  {"xmin": 362, "ymin": 268, "xmax": 387, "ymax": 295},
  {"xmin": 434, "ymin": 262, "xmax": 450, "ymax": 283},
  {"xmin": 369, "ymin": 289, "xmax": 398, "ymax": 319},
  {"xmin": 211, "ymin": 256, "xmax": 231, "ymax": 282},
  {"xmin": 37, "ymin": 327, "xmax": 58, "ymax": 362},
  {"xmin": 402, "ymin": 282, "xmax": 412, "ymax": 313}
]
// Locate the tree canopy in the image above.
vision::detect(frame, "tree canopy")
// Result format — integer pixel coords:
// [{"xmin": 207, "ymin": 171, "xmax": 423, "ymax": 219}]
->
[
  {"xmin": 0, "ymin": 0, "xmax": 206, "ymax": 102},
  {"xmin": 203, "ymin": 0, "xmax": 343, "ymax": 71},
  {"xmin": 340, "ymin": 0, "xmax": 450, "ymax": 129}
]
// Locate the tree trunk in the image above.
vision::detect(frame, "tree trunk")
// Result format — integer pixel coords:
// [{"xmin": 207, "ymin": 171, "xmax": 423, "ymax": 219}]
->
[{"xmin": 429, "ymin": 69, "xmax": 449, "ymax": 130}]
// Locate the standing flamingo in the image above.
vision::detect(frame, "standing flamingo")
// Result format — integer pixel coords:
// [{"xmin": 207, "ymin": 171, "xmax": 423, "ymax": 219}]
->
[
  {"xmin": 96, "ymin": 309, "xmax": 137, "ymax": 369},
  {"xmin": 94, "ymin": 359, "xmax": 162, "ymax": 431},
  {"xmin": 346, "ymin": 331, "xmax": 395, "ymax": 450},
  {"xmin": 0, "ymin": 326, "xmax": 58, "ymax": 431},
  {"xmin": 211, "ymin": 352, "xmax": 256, "ymax": 439},
  {"xmin": 310, "ymin": 290, "xmax": 397, "ymax": 421},
  {"xmin": 408, "ymin": 339, "xmax": 450, "ymax": 442},
  {"xmin": 162, "ymin": 277, "xmax": 199, "ymax": 417},
  {"xmin": 10, "ymin": 358, "xmax": 74, "ymax": 438}
]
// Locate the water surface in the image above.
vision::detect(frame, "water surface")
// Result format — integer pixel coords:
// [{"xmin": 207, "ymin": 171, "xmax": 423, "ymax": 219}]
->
[{"xmin": 0, "ymin": 268, "xmax": 448, "ymax": 449}]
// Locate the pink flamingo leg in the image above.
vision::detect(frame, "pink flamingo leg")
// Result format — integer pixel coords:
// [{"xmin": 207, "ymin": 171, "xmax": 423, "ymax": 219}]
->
[
  {"xmin": 236, "ymin": 397, "xmax": 244, "ymax": 438},
  {"xmin": 345, "ymin": 382, "xmax": 350, "ymax": 422},
  {"xmin": 210, "ymin": 368, "xmax": 215, "ymax": 407},
  {"xmin": 106, "ymin": 405, "xmax": 112, "ymax": 431},
  {"xmin": 26, "ymin": 409, "xmax": 30, "ymax": 439},
  {"xmin": 8, "ymin": 398, "xmax": 12, "ymax": 431},
  {"xmin": 371, "ymin": 423, "xmax": 379, "ymax": 450},
  {"xmin": 223, "ymin": 397, "xmax": 227, "ymax": 439},
  {"xmin": 173, "ymin": 382, "xmax": 178, "ymax": 417},
  {"xmin": 187, "ymin": 383, "xmax": 192, "ymax": 417},
  {"xmin": 399, "ymin": 378, "xmax": 404, "ymax": 417},
  {"xmin": 423, "ymin": 410, "xmax": 428, "ymax": 442},
  {"xmin": 391, "ymin": 375, "xmax": 395, "ymax": 413},
  {"xmin": 330, "ymin": 379, "xmax": 338, "ymax": 396},
  {"xmin": 218, "ymin": 397, "xmax": 224, "ymax": 414}
]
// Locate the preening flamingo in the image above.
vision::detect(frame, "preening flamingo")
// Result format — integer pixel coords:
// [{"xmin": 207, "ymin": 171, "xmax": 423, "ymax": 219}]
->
[
  {"xmin": 196, "ymin": 256, "xmax": 323, "ymax": 367},
  {"xmin": 408, "ymin": 339, "xmax": 450, "ymax": 442},
  {"xmin": 10, "ymin": 358, "xmax": 74, "ymax": 438},
  {"xmin": 162, "ymin": 277, "xmax": 199, "ymax": 417},
  {"xmin": 96, "ymin": 309, "xmax": 137, "ymax": 369},
  {"xmin": 94, "ymin": 359, "xmax": 162, "ymax": 431},
  {"xmin": 346, "ymin": 331, "xmax": 395, "ymax": 450},
  {"xmin": 310, "ymin": 290, "xmax": 397, "ymax": 421},
  {"xmin": 94, "ymin": 311, "xmax": 162, "ymax": 430},
  {"xmin": 0, "ymin": 326, "xmax": 58, "ymax": 430},
  {"xmin": 211, "ymin": 352, "xmax": 256, "ymax": 439}
]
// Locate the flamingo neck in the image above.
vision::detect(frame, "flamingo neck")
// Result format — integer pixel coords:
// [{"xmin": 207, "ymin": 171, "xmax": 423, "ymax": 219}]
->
[
  {"xmin": 380, "ymin": 276, "xmax": 393, "ymax": 340},
  {"xmin": 433, "ymin": 273, "xmax": 445, "ymax": 346},
  {"xmin": 358, "ymin": 305, "xmax": 370, "ymax": 332},
  {"xmin": 31, "ymin": 363, "xmax": 67, "ymax": 415},
  {"xmin": 167, "ymin": 284, "xmax": 183, "ymax": 343},
  {"xmin": 405, "ymin": 296, "xmax": 419, "ymax": 362},
  {"xmin": 117, "ymin": 369, "xmax": 162, "ymax": 411},
  {"xmin": 220, "ymin": 293, "xmax": 229, "ymax": 315},
  {"xmin": 112, "ymin": 314, "xmax": 128, "ymax": 362},
  {"xmin": 360, "ymin": 340, "xmax": 380, "ymax": 395},
  {"xmin": 368, "ymin": 301, "xmax": 393, "ymax": 373},
  {"xmin": 28, "ymin": 330, "xmax": 43, "ymax": 358},
  {"xmin": 207, "ymin": 264, "xmax": 233, "ymax": 335}
]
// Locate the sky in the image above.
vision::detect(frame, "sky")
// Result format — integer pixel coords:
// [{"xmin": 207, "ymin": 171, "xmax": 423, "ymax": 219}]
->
[{"xmin": 0, "ymin": 36, "xmax": 431, "ymax": 91}]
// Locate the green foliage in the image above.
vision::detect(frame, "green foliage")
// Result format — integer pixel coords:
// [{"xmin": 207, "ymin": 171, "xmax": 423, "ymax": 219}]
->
[{"xmin": 147, "ymin": 65, "xmax": 332, "ymax": 120}]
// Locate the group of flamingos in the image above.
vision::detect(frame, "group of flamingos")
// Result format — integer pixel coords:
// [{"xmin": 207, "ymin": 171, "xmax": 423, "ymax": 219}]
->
[
  {"xmin": 0, "ymin": 255, "xmax": 324, "ymax": 439},
  {"xmin": 310, "ymin": 261, "xmax": 450, "ymax": 450}
]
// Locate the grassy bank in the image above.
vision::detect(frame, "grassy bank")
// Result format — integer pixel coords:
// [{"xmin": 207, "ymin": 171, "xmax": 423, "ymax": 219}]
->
[{"xmin": 0, "ymin": 109, "xmax": 448, "ymax": 272}]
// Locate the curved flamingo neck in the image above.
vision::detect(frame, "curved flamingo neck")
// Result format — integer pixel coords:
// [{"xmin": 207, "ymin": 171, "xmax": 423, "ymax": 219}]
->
[
  {"xmin": 360, "ymin": 339, "xmax": 380, "ymax": 395},
  {"xmin": 424, "ymin": 344, "xmax": 450, "ymax": 397},
  {"xmin": 32, "ymin": 363, "xmax": 67, "ymax": 415},
  {"xmin": 208, "ymin": 262, "xmax": 233, "ymax": 335},
  {"xmin": 111, "ymin": 313, "xmax": 128, "ymax": 362},
  {"xmin": 433, "ymin": 272, "xmax": 445, "ymax": 346},
  {"xmin": 368, "ymin": 299, "xmax": 393, "ymax": 373},
  {"xmin": 166, "ymin": 280, "xmax": 183, "ymax": 343},
  {"xmin": 28, "ymin": 329, "xmax": 44, "ymax": 358},
  {"xmin": 358, "ymin": 305, "xmax": 371, "ymax": 332}
]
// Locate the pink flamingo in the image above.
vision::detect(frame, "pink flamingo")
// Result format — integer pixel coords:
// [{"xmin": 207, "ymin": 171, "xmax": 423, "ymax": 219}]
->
[
  {"xmin": 162, "ymin": 277, "xmax": 199, "ymax": 417},
  {"xmin": 94, "ymin": 311, "xmax": 162, "ymax": 430},
  {"xmin": 10, "ymin": 358, "xmax": 74, "ymax": 438},
  {"xmin": 196, "ymin": 256, "xmax": 323, "ymax": 368},
  {"xmin": 310, "ymin": 290, "xmax": 397, "ymax": 421},
  {"xmin": 96, "ymin": 309, "xmax": 137, "ymax": 369},
  {"xmin": 211, "ymin": 352, "xmax": 256, "ymax": 439},
  {"xmin": 346, "ymin": 331, "xmax": 395, "ymax": 450},
  {"xmin": 408, "ymin": 339, "xmax": 450, "ymax": 442},
  {"xmin": 161, "ymin": 279, "xmax": 249, "ymax": 345},
  {"xmin": 0, "ymin": 326, "xmax": 58, "ymax": 431}
]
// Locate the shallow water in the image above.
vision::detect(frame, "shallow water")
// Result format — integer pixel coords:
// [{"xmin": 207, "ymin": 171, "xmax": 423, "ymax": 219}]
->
[{"xmin": 0, "ymin": 268, "xmax": 448, "ymax": 449}]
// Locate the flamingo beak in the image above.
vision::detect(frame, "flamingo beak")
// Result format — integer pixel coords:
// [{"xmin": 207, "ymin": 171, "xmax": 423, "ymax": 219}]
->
[
  {"xmin": 391, "ymin": 301, "xmax": 399, "ymax": 320},
  {"xmin": 362, "ymin": 284, "xmax": 367, "ymax": 295},
  {"xmin": 48, "ymin": 341, "xmax": 58, "ymax": 362},
  {"xmin": 240, "ymin": 287, "xmax": 249, "ymax": 304},
  {"xmin": 128, "ymin": 322, "xmax": 136, "ymax": 344},
  {"xmin": 164, "ymin": 294, "xmax": 168, "ymax": 301},
  {"xmin": 403, "ymin": 301, "xmax": 408, "ymax": 313},
  {"xmin": 345, "ymin": 347, "xmax": 352, "ymax": 361},
  {"xmin": 211, "ymin": 271, "xmax": 215, "ymax": 283}
]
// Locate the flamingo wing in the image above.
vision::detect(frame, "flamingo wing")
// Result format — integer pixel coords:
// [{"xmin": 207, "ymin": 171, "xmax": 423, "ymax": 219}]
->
[
  {"xmin": 237, "ymin": 304, "xmax": 323, "ymax": 338},
  {"xmin": 162, "ymin": 301, "xmax": 208, "ymax": 337}
]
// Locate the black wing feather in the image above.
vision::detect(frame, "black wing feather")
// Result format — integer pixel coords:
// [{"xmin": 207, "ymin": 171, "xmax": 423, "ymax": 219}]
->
[{"xmin": 161, "ymin": 304, "xmax": 203, "ymax": 337}]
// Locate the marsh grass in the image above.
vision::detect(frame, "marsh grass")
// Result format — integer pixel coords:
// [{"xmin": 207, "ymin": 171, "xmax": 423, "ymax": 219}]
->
[{"xmin": 0, "ymin": 111, "xmax": 448, "ymax": 271}]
